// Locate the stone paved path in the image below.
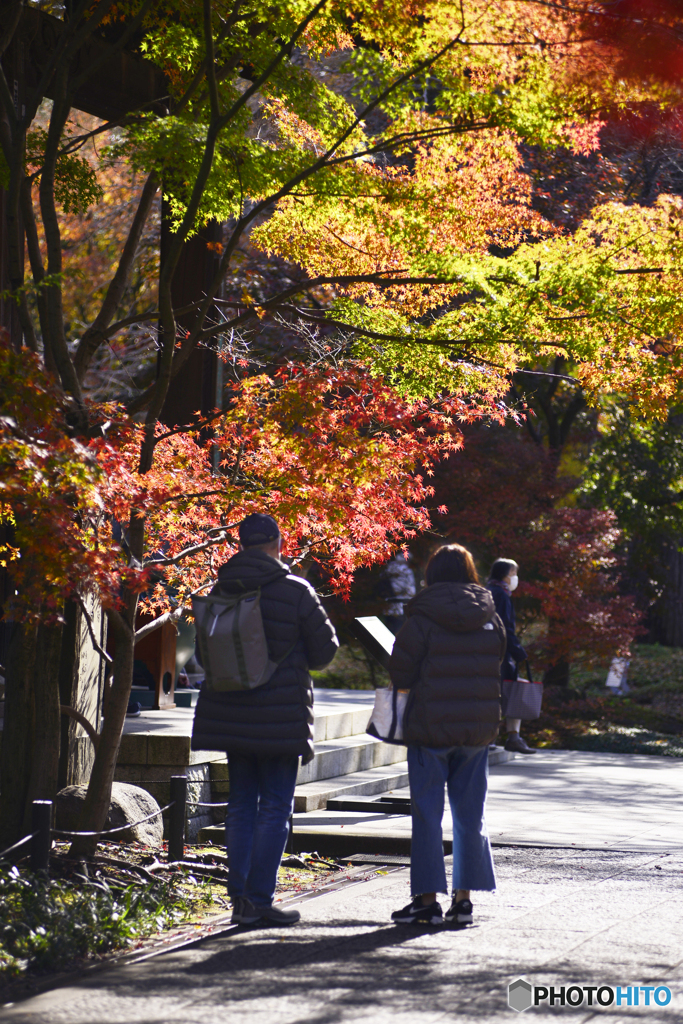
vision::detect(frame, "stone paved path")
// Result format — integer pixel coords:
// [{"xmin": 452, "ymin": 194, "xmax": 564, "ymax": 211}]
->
[
  {"xmin": 294, "ymin": 751, "xmax": 683, "ymax": 853},
  {"xmin": 3, "ymin": 845, "xmax": 682, "ymax": 1024}
]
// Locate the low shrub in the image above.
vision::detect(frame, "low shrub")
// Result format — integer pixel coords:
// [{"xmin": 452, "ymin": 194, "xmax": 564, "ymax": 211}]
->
[{"xmin": 0, "ymin": 864, "xmax": 204, "ymax": 979}]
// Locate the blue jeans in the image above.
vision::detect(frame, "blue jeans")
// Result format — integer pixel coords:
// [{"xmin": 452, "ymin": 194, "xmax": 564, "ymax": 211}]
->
[
  {"xmin": 408, "ymin": 745, "xmax": 496, "ymax": 896},
  {"xmin": 225, "ymin": 752, "xmax": 299, "ymax": 907}
]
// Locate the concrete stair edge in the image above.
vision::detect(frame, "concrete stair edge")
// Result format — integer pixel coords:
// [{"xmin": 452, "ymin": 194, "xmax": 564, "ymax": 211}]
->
[
  {"xmin": 294, "ymin": 762, "xmax": 410, "ymax": 812},
  {"xmin": 296, "ymin": 733, "xmax": 406, "ymax": 785},
  {"xmin": 313, "ymin": 706, "xmax": 373, "ymax": 742},
  {"xmin": 489, "ymin": 747, "xmax": 516, "ymax": 766}
]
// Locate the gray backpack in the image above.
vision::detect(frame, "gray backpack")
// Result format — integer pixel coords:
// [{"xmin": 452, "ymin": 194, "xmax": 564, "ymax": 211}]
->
[{"xmin": 192, "ymin": 589, "xmax": 283, "ymax": 692}]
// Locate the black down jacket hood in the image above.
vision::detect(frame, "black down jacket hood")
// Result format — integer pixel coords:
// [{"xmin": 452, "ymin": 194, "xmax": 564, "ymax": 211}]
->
[
  {"xmin": 389, "ymin": 582, "xmax": 506, "ymax": 748},
  {"xmin": 191, "ymin": 549, "xmax": 338, "ymax": 763}
]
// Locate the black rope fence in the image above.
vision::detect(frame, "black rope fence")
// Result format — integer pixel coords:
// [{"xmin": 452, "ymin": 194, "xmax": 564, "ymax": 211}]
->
[
  {"xmin": 2, "ymin": 773, "xmax": 240, "ymax": 873},
  {"xmin": 0, "ymin": 833, "xmax": 37, "ymax": 861},
  {"xmin": 52, "ymin": 803, "xmax": 174, "ymax": 839}
]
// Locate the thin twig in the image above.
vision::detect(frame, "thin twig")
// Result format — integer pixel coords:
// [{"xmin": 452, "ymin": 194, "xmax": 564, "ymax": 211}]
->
[{"xmin": 90, "ymin": 855, "xmax": 157, "ymax": 883}]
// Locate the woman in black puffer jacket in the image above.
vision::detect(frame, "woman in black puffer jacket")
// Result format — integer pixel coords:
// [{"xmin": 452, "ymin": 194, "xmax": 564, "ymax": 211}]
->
[{"xmin": 388, "ymin": 544, "xmax": 506, "ymax": 929}]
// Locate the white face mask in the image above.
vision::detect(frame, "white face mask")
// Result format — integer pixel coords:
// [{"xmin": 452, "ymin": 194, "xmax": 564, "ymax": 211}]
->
[{"xmin": 509, "ymin": 574, "xmax": 519, "ymax": 592}]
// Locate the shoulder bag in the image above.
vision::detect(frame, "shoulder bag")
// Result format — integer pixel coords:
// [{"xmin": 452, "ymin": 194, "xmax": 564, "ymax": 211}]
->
[{"xmin": 501, "ymin": 661, "xmax": 543, "ymax": 721}]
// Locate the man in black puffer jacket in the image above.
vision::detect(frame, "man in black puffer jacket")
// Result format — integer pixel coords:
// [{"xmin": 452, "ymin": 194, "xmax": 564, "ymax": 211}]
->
[{"xmin": 191, "ymin": 513, "xmax": 338, "ymax": 926}]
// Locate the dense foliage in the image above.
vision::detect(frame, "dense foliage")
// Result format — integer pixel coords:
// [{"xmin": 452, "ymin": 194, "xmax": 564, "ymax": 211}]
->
[
  {"xmin": 0, "ymin": 338, "xmax": 480, "ymax": 611},
  {"xmin": 419, "ymin": 425, "xmax": 641, "ymax": 671},
  {"xmin": 0, "ymin": 864, "xmax": 204, "ymax": 977},
  {"xmin": 4, "ymin": 0, "xmax": 683, "ymax": 846},
  {"xmin": 581, "ymin": 407, "xmax": 683, "ymax": 559}
]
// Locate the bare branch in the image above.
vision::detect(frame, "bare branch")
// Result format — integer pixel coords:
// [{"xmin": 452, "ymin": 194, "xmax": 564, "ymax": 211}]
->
[
  {"xmin": 204, "ymin": 0, "xmax": 221, "ymax": 121},
  {"xmin": 200, "ymin": 303, "xmax": 491, "ymax": 347},
  {"xmin": 74, "ymin": 171, "xmax": 160, "ymax": 380},
  {"xmin": 614, "ymin": 267, "xmax": 666, "ymax": 275},
  {"xmin": 75, "ymin": 593, "xmax": 113, "ymax": 665},
  {"xmin": 215, "ymin": 0, "xmax": 329, "ymax": 134},
  {"xmin": 60, "ymin": 705, "xmax": 100, "ymax": 749},
  {"xmin": 158, "ymin": 489, "xmax": 227, "ymax": 504},
  {"xmin": 153, "ymin": 18, "xmax": 473, "ymax": 381},
  {"xmin": 134, "ymin": 607, "xmax": 184, "ymax": 643},
  {"xmin": 172, "ymin": 0, "xmax": 246, "ymax": 117},
  {"xmin": 144, "ymin": 533, "xmax": 230, "ymax": 568}
]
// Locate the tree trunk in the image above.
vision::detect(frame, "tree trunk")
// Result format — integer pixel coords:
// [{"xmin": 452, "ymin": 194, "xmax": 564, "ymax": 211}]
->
[
  {"xmin": 0, "ymin": 621, "xmax": 37, "ymax": 849},
  {"xmin": 0, "ymin": 617, "xmax": 62, "ymax": 849},
  {"xmin": 541, "ymin": 620, "xmax": 570, "ymax": 687},
  {"xmin": 542, "ymin": 657, "xmax": 570, "ymax": 688},
  {"xmin": 24, "ymin": 621, "xmax": 62, "ymax": 827},
  {"xmin": 649, "ymin": 539, "xmax": 683, "ymax": 646},
  {"xmin": 58, "ymin": 596, "xmax": 107, "ymax": 789},
  {"xmin": 69, "ymin": 599, "xmax": 136, "ymax": 857}
]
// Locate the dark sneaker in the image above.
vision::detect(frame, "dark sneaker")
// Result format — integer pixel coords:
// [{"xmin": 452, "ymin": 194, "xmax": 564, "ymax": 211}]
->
[
  {"xmin": 231, "ymin": 896, "xmax": 262, "ymax": 925},
  {"xmin": 126, "ymin": 701, "xmax": 142, "ymax": 717},
  {"xmin": 504, "ymin": 732, "xmax": 536, "ymax": 754},
  {"xmin": 253, "ymin": 903, "xmax": 301, "ymax": 925},
  {"xmin": 445, "ymin": 897, "xmax": 473, "ymax": 926},
  {"xmin": 391, "ymin": 898, "xmax": 443, "ymax": 926}
]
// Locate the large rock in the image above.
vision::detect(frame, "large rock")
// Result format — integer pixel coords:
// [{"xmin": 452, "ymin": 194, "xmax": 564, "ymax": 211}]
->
[{"xmin": 56, "ymin": 782, "xmax": 164, "ymax": 847}]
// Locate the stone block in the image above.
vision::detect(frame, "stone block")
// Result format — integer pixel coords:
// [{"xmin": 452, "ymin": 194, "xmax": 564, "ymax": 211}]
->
[
  {"xmin": 188, "ymin": 748, "xmax": 226, "ymax": 765},
  {"xmin": 304, "ymin": 734, "xmax": 406, "ymax": 784},
  {"xmin": 209, "ymin": 760, "xmax": 229, "ymax": 781},
  {"xmin": 118, "ymin": 732, "xmax": 148, "ymax": 765},
  {"xmin": 115, "ymin": 763, "xmax": 181, "ymax": 784},
  {"xmin": 352, "ymin": 707, "xmax": 373, "ymax": 734},
  {"xmin": 146, "ymin": 733, "xmax": 191, "ymax": 765}
]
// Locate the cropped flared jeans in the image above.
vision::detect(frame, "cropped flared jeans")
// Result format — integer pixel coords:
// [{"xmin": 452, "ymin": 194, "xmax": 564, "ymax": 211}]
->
[{"xmin": 408, "ymin": 744, "xmax": 496, "ymax": 896}]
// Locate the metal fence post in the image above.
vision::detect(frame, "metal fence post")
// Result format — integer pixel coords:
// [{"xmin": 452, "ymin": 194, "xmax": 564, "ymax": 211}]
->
[
  {"xmin": 30, "ymin": 800, "xmax": 52, "ymax": 873},
  {"xmin": 168, "ymin": 775, "xmax": 187, "ymax": 863}
]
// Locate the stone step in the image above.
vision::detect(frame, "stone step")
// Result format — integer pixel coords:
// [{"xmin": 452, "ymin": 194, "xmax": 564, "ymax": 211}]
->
[
  {"xmin": 294, "ymin": 760, "xmax": 410, "ymax": 812},
  {"xmin": 293, "ymin": 745, "xmax": 514, "ymax": 812},
  {"xmin": 196, "ymin": 747, "xmax": 517, "ymax": 840},
  {"xmin": 296, "ymin": 733, "xmax": 406, "ymax": 786},
  {"xmin": 197, "ymin": 761, "xmax": 411, "ymax": 842},
  {"xmin": 311, "ymin": 690, "xmax": 375, "ymax": 741}
]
